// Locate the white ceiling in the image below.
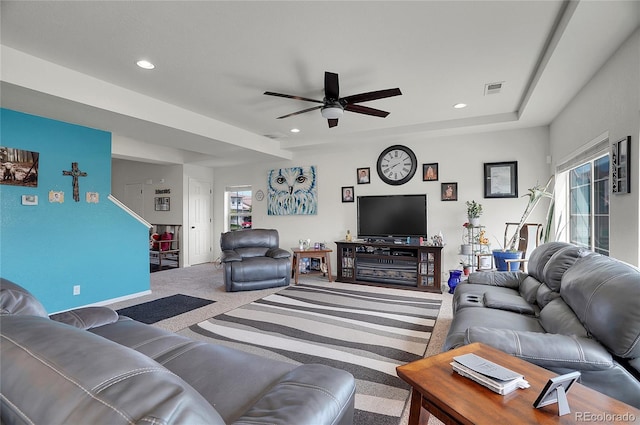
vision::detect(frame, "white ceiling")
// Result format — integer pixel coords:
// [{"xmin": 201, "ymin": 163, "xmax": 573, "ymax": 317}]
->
[{"xmin": 1, "ymin": 1, "xmax": 638, "ymax": 167}]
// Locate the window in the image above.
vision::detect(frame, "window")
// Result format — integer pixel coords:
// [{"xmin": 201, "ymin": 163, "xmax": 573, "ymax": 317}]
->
[
  {"xmin": 568, "ymin": 155, "xmax": 609, "ymax": 255},
  {"xmin": 225, "ymin": 186, "xmax": 252, "ymax": 231}
]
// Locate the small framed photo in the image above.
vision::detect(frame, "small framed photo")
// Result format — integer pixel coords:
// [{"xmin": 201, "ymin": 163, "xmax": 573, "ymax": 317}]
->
[
  {"xmin": 342, "ymin": 186, "xmax": 354, "ymax": 203},
  {"xmin": 21, "ymin": 194, "xmax": 38, "ymax": 205},
  {"xmin": 484, "ymin": 161, "xmax": 518, "ymax": 198},
  {"xmin": 155, "ymin": 196, "xmax": 170, "ymax": 211},
  {"xmin": 86, "ymin": 192, "xmax": 99, "ymax": 203},
  {"xmin": 612, "ymin": 136, "xmax": 630, "ymax": 194},
  {"xmin": 422, "ymin": 163, "xmax": 438, "ymax": 181},
  {"xmin": 357, "ymin": 167, "xmax": 370, "ymax": 184},
  {"xmin": 441, "ymin": 182, "xmax": 458, "ymax": 201},
  {"xmin": 49, "ymin": 190, "xmax": 64, "ymax": 203},
  {"xmin": 533, "ymin": 371, "xmax": 581, "ymax": 415}
]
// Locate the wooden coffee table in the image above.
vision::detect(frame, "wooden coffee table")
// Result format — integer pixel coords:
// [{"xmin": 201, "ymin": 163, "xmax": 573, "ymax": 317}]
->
[
  {"xmin": 396, "ymin": 342, "xmax": 639, "ymax": 425},
  {"xmin": 291, "ymin": 248, "xmax": 333, "ymax": 284}
]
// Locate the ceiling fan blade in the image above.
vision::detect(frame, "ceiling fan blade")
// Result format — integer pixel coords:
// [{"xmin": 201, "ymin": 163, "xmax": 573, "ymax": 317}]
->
[
  {"xmin": 341, "ymin": 88, "xmax": 402, "ymax": 104},
  {"xmin": 344, "ymin": 104, "xmax": 390, "ymax": 118},
  {"xmin": 264, "ymin": 91, "xmax": 324, "ymax": 104},
  {"xmin": 276, "ymin": 105, "xmax": 323, "ymax": 119},
  {"xmin": 324, "ymin": 72, "xmax": 339, "ymax": 100},
  {"xmin": 328, "ymin": 118, "xmax": 339, "ymax": 128}
]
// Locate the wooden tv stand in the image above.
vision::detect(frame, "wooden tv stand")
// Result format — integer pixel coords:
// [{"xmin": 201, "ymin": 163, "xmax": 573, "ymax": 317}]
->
[{"xmin": 335, "ymin": 241, "xmax": 442, "ymax": 293}]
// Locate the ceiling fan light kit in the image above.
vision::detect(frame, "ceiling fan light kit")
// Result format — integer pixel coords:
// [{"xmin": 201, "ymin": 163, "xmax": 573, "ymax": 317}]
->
[
  {"xmin": 264, "ymin": 71, "xmax": 401, "ymax": 128},
  {"xmin": 321, "ymin": 106, "xmax": 344, "ymax": 119}
]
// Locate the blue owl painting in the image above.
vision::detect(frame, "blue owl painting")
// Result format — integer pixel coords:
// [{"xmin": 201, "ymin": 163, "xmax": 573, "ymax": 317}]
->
[{"xmin": 268, "ymin": 166, "xmax": 317, "ymax": 215}]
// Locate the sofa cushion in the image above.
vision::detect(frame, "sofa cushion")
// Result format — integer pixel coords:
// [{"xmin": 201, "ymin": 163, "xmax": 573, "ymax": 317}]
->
[
  {"xmin": 539, "ymin": 298, "xmax": 588, "ymax": 337},
  {"xmin": 0, "ymin": 278, "xmax": 48, "ymax": 317},
  {"xmin": 561, "ymin": 254, "xmax": 640, "ymax": 358},
  {"xmin": 541, "ymin": 245, "xmax": 591, "ymax": 292},
  {"xmin": 0, "ymin": 315, "xmax": 223, "ymax": 425},
  {"xmin": 49, "ymin": 306, "xmax": 119, "ymax": 329},
  {"xmin": 526, "ymin": 242, "xmax": 573, "ymax": 282},
  {"xmin": 483, "ymin": 292, "xmax": 536, "ymax": 315},
  {"xmin": 443, "ymin": 306, "xmax": 544, "ymax": 350},
  {"xmin": 90, "ymin": 315, "xmax": 355, "ymax": 424},
  {"xmin": 464, "ymin": 327, "xmax": 614, "ymax": 371}
]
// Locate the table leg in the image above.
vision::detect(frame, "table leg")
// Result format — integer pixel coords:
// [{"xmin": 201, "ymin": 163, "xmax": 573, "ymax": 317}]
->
[
  {"xmin": 408, "ymin": 388, "xmax": 431, "ymax": 425},
  {"xmin": 294, "ymin": 253, "xmax": 300, "ymax": 285},
  {"xmin": 325, "ymin": 253, "xmax": 333, "ymax": 282}
]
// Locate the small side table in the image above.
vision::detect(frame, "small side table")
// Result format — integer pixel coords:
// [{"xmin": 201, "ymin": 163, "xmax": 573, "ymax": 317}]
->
[{"xmin": 291, "ymin": 248, "xmax": 333, "ymax": 284}]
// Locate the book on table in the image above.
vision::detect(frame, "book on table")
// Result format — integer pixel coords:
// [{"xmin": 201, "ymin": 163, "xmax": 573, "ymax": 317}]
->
[{"xmin": 451, "ymin": 353, "xmax": 530, "ymax": 395}]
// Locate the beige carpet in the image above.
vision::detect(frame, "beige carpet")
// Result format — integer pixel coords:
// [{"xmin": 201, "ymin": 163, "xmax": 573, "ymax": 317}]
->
[{"xmin": 104, "ymin": 263, "xmax": 453, "ymax": 425}]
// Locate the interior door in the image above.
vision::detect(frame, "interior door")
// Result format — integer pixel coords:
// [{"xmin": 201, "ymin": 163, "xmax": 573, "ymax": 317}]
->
[
  {"xmin": 124, "ymin": 183, "xmax": 144, "ymax": 216},
  {"xmin": 189, "ymin": 178, "xmax": 212, "ymax": 265}
]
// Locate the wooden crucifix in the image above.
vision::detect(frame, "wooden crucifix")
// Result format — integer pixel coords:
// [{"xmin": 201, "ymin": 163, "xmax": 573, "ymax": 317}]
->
[{"xmin": 62, "ymin": 162, "xmax": 87, "ymax": 202}]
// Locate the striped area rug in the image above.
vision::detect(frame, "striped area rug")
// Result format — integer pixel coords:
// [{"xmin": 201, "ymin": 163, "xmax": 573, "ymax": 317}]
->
[{"xmin": 182, "ymin": 282, "xmax": 442, "ymax": 425}]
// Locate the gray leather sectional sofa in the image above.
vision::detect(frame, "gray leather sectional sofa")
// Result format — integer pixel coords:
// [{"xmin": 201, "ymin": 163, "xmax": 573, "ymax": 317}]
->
[
  {"xmin": 444, "ymin": 242, "xmax": 640, "ymax": 408},
  {"xmin": 0, "ymin": 279, "xmax": 355, "ymax": 425}
]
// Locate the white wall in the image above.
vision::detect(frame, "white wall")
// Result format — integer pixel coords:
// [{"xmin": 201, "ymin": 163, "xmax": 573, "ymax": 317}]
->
[
  {"xmin": 111, "ymin": 159, "xmax": 184, "ymax": 224},
  {"xmin": 213, "ymin": 126, "xmax": 551, "ymax": 284},
  {"xmin": 550, "ymin": 29, "xmax": 639, "ymax": 265}
]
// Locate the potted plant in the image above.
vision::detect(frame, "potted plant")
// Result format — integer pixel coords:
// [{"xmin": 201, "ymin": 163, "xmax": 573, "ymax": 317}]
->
[
  {"xmin": 466, "ymin": 200, "xmax": 483, "ymax": 226},
  {"xmin": 460, "ymin": 260, "xmax": 473, "ymax": 276},
  {"xmin": 493, "ymin": 178, "xmax": 554, "ymax": 271}
]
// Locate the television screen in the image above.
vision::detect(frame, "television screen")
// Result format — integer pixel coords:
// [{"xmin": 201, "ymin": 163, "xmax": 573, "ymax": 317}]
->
[{"xmin": 357, "ymin": 194, "xmax": 427, "ymax": 238}]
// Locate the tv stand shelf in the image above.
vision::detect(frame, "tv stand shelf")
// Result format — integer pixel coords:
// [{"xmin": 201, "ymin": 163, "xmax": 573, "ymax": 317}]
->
[{"xmin": 335, "ymin": 241, "xmax": 442, "ymax": 292}]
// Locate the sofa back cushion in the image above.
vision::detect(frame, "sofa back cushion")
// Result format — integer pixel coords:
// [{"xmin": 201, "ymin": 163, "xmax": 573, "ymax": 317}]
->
[
  {"xmin": 220, "ymin": 229, "xmax": 279, "ymax": 254},
  {"xmin": 0, "ymin": 315, "xmax": 223, "ymax": 425},
  {"xmin": 542, "ymin": 245, "xmax": 591, "ymax": 292},
  {"xmin": 561, "ymin": 254, "xmax": 640, "ymax": 358},
  {"xmin": 0, "ymin": 278, "xmax": 48, "ymax": 317},
  {"xmin": 539, "ymin": 298, "xmax": 588, "ymax": 337},
  {"xmin": 527, "ymin": 242, "xmax": 574, "ymax": 282}
]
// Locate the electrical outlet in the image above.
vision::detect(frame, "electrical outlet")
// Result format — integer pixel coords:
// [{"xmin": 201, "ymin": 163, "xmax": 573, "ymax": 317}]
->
[{"xmin": 73, "ymin": 285, "xmax": 80, "ymax": 296}]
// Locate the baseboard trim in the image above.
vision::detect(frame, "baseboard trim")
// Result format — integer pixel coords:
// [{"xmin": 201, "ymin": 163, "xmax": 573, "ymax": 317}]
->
[{"xmin": 49, "ymin": 290, "xmax": 152, "ymax": 314}]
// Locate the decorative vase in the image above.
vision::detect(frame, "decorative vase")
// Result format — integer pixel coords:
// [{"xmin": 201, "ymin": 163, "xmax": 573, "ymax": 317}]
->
[
  {"xmin": 492, "ymin": 250, "xmax": 523, "ymax": 271},
  {"xmin": 463, "ymin": 266, "xmax": 471, "ymax": 276},
  {"xmin": 460, "ymin": 244, "xmax": 472, "ymax": 255},
  {"xmin": 469, "ymin": 217, "xmax": 480, "ymax": 227},
  {"xmin": 448, "ymin": 270, "xmax": 462, "ymax": 294}
]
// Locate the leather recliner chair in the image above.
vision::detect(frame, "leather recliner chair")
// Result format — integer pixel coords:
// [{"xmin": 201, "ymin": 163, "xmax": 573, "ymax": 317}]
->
[{"xmin": 220, "ymin": 228, "xmax": 291, "ymax": 291}]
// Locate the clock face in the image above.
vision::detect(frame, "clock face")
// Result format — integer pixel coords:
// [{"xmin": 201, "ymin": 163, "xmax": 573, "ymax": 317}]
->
[{"xmin": 376, "ymin": 145, "xmax": 417, "ymax": 185}]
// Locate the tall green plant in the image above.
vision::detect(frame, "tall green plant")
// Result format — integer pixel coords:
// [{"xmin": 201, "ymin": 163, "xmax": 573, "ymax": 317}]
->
[{"xmin": 504, "ymin": 177, "xmax": 554, "ymax": 251}]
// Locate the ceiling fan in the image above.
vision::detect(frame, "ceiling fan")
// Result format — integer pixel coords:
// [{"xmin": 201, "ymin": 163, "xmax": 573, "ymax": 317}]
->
[{"xmin": 264, "ymin": 71, "xmax": 402, "ymax": 128}]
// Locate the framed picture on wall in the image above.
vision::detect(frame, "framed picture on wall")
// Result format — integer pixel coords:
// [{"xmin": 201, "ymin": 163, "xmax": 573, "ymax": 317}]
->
[
  {"xmin": 441, "ymin": 182, "xmax": 457, "ymax": 201},
  {"xmin": 484, "ymin": 161, "xmax": 518, "ymax": 198},
  {"xmin": 0, "ymin": 146, "xmax": 39, "ymax": 187},
  {"xmin": 357, "ymin": 167, "xmax": 370, "ymax": 184},
  {"xmin": 155, "ymin": 196, "xmax": 170, "ymax": 211},
  {"xmin": 423, "ymin": 163, "xmax": 438, "ymax": 181},
  {"xmin": 612, "ymin": 136, "xmax": 631, "ymax": 194},
  {"xmin": 342, "ymin": 186, "xmax": 354, "ymax": 202}
]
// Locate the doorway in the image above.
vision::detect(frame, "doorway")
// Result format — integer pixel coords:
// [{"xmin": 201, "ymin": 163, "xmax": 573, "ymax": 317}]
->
[{"xmin": 188, "ymin": 178, "xmax": 212, "ymax": 265}]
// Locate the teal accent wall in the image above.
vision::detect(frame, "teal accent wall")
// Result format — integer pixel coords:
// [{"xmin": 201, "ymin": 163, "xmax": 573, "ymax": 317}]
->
[{"xmin": 0, "ymin": 109, "xmax": 150, "ymax": 312}]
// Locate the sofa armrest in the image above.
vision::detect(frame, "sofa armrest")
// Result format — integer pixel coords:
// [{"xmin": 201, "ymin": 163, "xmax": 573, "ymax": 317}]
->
[
  {"xmin": 233, "ymin": 364, "xmax": 355, "ymax": 425},
  {"xmin": 467, "ymin": 271, "xmax": 527, "ymax": 290},
  {"xmin": 464, "ymin": 327, "xmax": 613, "ymax": 371},
  {"xmin": 266, "ymin": 247, "xmax": 291, "ymax": 259},
  {"xmin": 49, "ymin": 306, "xmax": 119, "ymax": 330},
  {"xmin": 221, "ymin": 250, "xmax": 242, "ymax": 263}
]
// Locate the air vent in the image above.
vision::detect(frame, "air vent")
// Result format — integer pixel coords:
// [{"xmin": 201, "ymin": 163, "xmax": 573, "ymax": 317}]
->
[
  {"xmin": 263, "ymin": 133, "xmax": 286, "ymax": 139},
  {"xmin": 484, "ymin": 82, "xmax": 504, "ymax": 95}
]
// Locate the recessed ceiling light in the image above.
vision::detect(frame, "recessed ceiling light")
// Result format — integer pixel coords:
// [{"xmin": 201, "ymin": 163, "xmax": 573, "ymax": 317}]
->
[
  {"xmin": 290, "ymin": 128, "xmax": 300, "ymax": 133},
  {"xmin": 453, "ymin": 103, "xmax": 467, "ymax": 109},
  {"xmin": 136, "ymin": 60, "xmax": 155, "ymax": 70}
]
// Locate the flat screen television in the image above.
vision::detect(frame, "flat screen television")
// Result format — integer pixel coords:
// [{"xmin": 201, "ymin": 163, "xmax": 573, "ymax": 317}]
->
[{"xmin": 357, "ymin": 194, "xmax": 427, "ymax": 240}]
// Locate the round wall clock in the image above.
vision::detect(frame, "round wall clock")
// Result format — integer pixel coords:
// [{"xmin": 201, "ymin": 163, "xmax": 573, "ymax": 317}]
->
[
  {"xmin": 255, "ymin": 189, "xmax": 265, "ymax": 201},
  {"xmin": 376, "ymin": 145, "xmax": 418, "ymax": 185}
]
